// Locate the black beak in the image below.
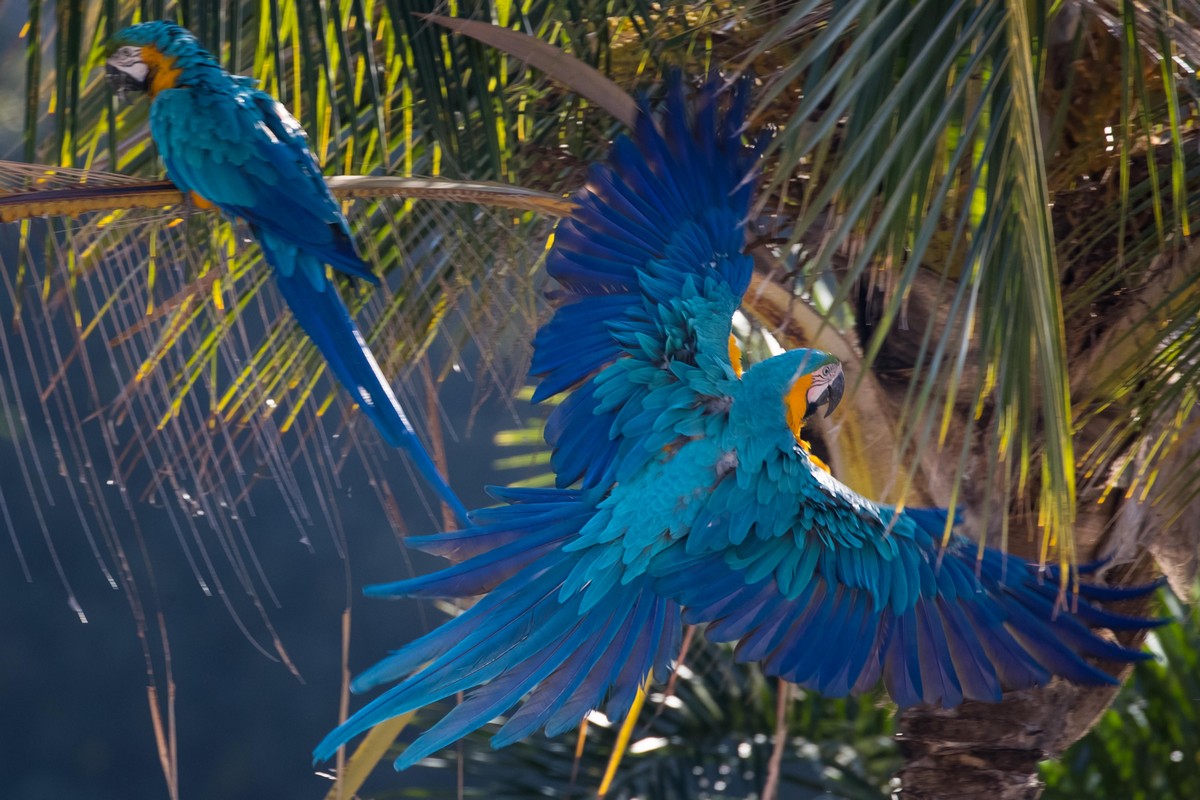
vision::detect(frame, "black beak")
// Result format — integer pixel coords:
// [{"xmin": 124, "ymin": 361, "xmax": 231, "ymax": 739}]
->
[
  {"xmin": 806, "ymin": 370, "xmax": 845, "ymax": 420},
  {"xmin": 106, "ymin": 64, "xmax": 147, "ymax": 98}
]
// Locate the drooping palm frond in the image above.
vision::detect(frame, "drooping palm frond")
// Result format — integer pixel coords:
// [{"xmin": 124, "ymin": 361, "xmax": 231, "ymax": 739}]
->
[
  {"xmin": 715, "ymin": 0, "xmax": 1073, "ymax": 566},
  {"xmin": 727, "ymin": 0, "xmax": 1199, "ymax": 572},
  {"xmin": 7, "ymin": 6, "xmax": 725, "ymax": 796},
  {"xmin": 1067, "ymin": 167, "xmax": 1200, "ymax": 513},
  {"xmin": 0, "ymin": 157, "xmax": 554, "ymax": 800},
  {"xmin": 0, "ymin": 159, "xmax": 551, "ymax": 608},
  {"xmin": 1040, "ymin": 4, "xmax": 1200, "ymax": 593},
  {"xmin": 12, "ymin": 0, "xmax": 731, "ymax": 564},
  {"xmin": 20, "ymin": 0, "xmax": 1198, "ymax": 580}
]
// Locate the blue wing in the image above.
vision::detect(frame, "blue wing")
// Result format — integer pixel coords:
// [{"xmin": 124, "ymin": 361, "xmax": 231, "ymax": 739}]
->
[
  {"xmin": 313, "ymin": 74, "xmax": 1160, "ymax": 772},
  {"xmin": 655, "ymin": 458, "xmax": 1163, "ymax": 707},
  {"xmin": 313, "ymin": 484, "xmax": 681, "ymax": 769},
  {"xmin": 532, "ymin": 76, "xmax": 760, "ymax": 488},
  {"xmin": 315, "ymin": 77, "xmax": 758, "ymax": 770}
]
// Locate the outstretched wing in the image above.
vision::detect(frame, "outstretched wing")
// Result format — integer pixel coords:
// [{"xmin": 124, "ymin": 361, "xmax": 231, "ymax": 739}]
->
[
  {"xmin": 314, "ymin": 81, "xmax": 766, "ymax": 768},
  {"xmin": 149, "ymin": 82, "xmax": 373, "ymax": 282},
  {"xmin": 531, "ymin": 77, "xmax": 760, "ymax": 489},
  {"xmin": 655, "ymin": 457, "xmax": 1160, "ymax": 707}
]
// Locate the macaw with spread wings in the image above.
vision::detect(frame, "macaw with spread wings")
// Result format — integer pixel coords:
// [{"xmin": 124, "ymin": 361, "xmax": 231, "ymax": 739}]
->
[{"xmin": 314, "ymin": 77, "xmax": 1158, "ymax": 770}]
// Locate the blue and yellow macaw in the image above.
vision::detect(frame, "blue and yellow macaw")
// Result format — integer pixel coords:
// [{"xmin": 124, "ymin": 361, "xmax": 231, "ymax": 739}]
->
[
  {"xmin": 310, "ymin": 79, "xmax": 1159, "ymax": 768},
  {"xmin": 105, "ymin": 21, "xmax": 467, "ymax": 524}
]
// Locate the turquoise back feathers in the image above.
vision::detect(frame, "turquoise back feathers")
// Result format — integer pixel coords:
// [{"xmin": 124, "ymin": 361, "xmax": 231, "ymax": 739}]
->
[{"xmin": 533, "ymin": 77, "xmax": 759, "ymax": 489}]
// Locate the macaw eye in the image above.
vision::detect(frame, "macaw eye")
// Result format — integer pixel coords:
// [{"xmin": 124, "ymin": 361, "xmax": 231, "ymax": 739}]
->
[{"xmin": 110, "ymin": 46, "xmax": 143, "ymax": 65}]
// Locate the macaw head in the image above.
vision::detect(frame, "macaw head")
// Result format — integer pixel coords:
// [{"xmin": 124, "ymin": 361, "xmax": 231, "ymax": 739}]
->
[
  {"xmin": 780, "ymin": 349, "xmax": 844, "ymax": 434},
  {"xmin": 736, "ymin": 348, "xmax": 844, "ymax": 447},
  {"xmin": 106, "ymin": 21, "xmax": 213, "ymax": 99}
]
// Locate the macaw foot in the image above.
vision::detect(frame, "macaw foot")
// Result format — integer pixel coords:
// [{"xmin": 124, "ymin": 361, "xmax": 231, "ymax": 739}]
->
[{"xmin": 188, "ymin": 191, "xmax": 215, "ymax": 211}]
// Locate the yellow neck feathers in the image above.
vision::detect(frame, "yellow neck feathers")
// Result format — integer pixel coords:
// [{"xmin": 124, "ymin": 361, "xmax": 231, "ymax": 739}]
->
[
  {"xmin": 784, "ymin": 373, "xmax": 812, "ymax": 442},
  {"xmin": 141, "ymin": 46, "xmax": 182, "ymax": 97}
]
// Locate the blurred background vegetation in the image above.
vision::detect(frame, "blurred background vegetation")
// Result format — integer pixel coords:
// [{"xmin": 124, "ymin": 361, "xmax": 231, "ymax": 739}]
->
[{"xmin": 1, "ymin": 0, "xmax": 1198, "ymax": 798}]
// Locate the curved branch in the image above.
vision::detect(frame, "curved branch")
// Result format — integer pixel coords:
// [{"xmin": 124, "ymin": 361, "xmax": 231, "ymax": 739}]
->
[{"xmin": 0, "ymin": 171, "xmax": 575, "ymax": 222}]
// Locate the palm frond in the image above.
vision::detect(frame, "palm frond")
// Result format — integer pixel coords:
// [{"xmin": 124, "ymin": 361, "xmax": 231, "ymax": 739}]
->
[
  {"xmin": 12, "ymin": 0, "xmax": 725, "ymax": 525},
  {"xmin": 731, "ymin": 0, "xmax": 1079, "ymax": 564}
]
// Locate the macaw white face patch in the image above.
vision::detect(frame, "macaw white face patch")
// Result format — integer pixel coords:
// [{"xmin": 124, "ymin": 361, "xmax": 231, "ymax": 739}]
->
[
  {"xmin": 107, "ymin": 45, "xmax": 149, "ymax": 84},
  {"xmin": 806, "ymin": 363, "xmax": 842, "ymax": 405},
  {"xmin": 106, "ymin": 45, "xmax": 150, "ymax": 100}
]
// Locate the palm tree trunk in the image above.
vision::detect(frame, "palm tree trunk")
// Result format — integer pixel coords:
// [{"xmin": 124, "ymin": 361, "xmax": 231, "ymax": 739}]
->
[{"xmin": 895, "ymin": 685, "xmax": 1118, "ymax": 799}]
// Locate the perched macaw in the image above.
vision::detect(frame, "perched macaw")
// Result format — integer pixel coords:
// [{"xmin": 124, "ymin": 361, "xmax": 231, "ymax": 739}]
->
[
  {"xmin": 314, "ymin": 78, "xmax": 1158, "ymax": 769},
  {"xmin": 105, "ymin": 21, "xmax": 467, "ymax": 524}
]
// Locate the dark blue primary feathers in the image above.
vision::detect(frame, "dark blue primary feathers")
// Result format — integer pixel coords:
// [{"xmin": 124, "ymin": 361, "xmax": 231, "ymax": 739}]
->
[
  {"xmin": 315, "ymin": 75, "xmax": 1162, "ymax": 772},
  {"xmin": 658, "ymin": 512, "xmax": 1159, "ymax": 707},
  {"xmin": 316, "ymin": 485, "xmax": 681, "ymax": 768},
  {"xmin": 532, "ymin": 77, "xmax": 758, "ymax": 488},
  {"xmin": 108, "ymin": 21, "xmax": 466, "ymax": 524}
]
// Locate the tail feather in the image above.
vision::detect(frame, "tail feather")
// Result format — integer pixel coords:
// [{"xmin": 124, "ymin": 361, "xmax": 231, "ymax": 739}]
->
[
  {"xmin": 915, "ymin": 598, "xmax": 964, "ymax": 707},
  {"xmin": 820, "ymin": 590, "xmax": 876, "ymax": 694},
  {"xmin": 610, "ymin": 594, "xmax": 680, "ymax": 716},
  {"xmin": 935, "ymin": 599, "xmax": 1003, "ymax": 702},
  {"xmin": 363, "ymin": 525, "xmax": 566, "ymax": 599},
  {"xmin": 828, "ymin": 598, "xmax": 883, "ymax": 695},
  {"xmin": 491, "ymin": 603, "xmax": 627, "ymax": 746},
  {"xmin": 393, "ymin": 611, "xmax": 597, "ymax": 769},
  {"xmin": 957, "ymin": 599, "xmax": 1053, "ymax": 690},
  {"xmin": 260, "ymin": 232, "xmax": 467, "ymax": 524},
  {"xmin": 545, "ymin": 591, "xmax": 671, "ymax": 736},
  {"xmin": 313, "ymin": 488, "xmax": 680, "ymax": 768}
]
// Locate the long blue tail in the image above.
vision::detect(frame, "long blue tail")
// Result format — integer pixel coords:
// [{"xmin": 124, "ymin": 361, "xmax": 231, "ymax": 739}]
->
[
  {"xmin": 259, "ymin": 231, "xmax": 468, "ymax": 525},
  {"xmin": 312, "ymin": 486, "xmax": 682, "ymax": 769}
]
